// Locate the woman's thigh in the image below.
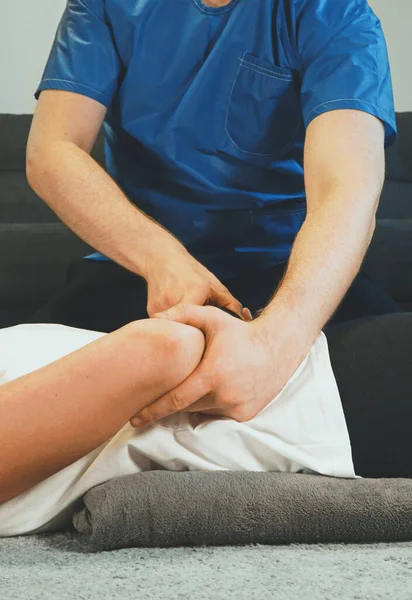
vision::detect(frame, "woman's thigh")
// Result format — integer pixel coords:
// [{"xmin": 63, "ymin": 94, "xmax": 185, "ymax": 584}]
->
[{"xmin": 324, "ymin": 312, "xmax": 412, "ymax": 478}]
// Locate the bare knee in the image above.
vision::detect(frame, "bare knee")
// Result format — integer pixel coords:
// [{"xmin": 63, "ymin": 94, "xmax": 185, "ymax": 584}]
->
[
  {"xmin": 126, "ymin": 318, "xmax": 205, "ymax": 384},
  {"xmin": 157, "ymin": 320, "xmax": 205, "ymax": 375}
]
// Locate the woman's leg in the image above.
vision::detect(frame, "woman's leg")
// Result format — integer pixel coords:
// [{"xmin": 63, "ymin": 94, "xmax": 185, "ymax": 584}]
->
[
  {"xmin": 324, "ymin": 312, "xmax": 412, "ymax": 478},
  {"xmin": 0, "ymin": 319, "xmax": 205, "ymax": 504}
]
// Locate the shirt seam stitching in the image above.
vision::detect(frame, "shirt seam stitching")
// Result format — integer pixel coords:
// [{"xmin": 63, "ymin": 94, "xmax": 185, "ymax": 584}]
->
[
  {"xmin": 225, "ymin": 52, "xmax": 301, "ymax": 157},
  {"xmin": 39, "ymin": 79, "xmax": 111, "ymax": 102},
  {"xmin": 297, "ymin": 10, "xmax": 378, "ymax": 74},
  {"xmin": 192, "ymin": 0, "xmax": 239, "ymax": 15},
  {"xmin": 240, "ymin": 59, "xmax": 292, "ymax": 81},
  {"xmin": 304, "ymin": 98, "xmax": 394, "ymax": 127}
]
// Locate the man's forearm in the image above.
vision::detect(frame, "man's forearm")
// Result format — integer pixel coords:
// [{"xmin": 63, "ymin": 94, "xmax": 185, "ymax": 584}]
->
[
  {"xmin": 257, "ymin": 192, "xmax": 377, "ymax": 345},
  {"xmin": 27, "ymin": 141, "xmax": 180, "ymax": 277}
]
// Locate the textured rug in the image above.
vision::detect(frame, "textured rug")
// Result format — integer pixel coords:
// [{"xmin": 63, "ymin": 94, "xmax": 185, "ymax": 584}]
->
[{"xmin": 1, "ymin": 532, "xmax": 412, "ymax": 599}]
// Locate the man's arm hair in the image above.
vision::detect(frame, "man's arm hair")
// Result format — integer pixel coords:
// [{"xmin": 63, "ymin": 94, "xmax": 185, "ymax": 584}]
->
[
  {"xmin": 26, "ymin": 90, "xmax": 179, "ymax": 277},
  {"xmin": 257, "ymin": 109, "xmax": 384, "ymax": 343}
]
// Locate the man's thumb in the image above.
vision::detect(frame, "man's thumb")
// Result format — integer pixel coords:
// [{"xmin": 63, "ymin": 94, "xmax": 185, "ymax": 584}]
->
[
  {"xmin": 210, "ymin": 285, "xmax": 245, "ymax": 319},
  {"xmin": 153, "ymin": 303, "xmax": 219, "ymax": 333}
]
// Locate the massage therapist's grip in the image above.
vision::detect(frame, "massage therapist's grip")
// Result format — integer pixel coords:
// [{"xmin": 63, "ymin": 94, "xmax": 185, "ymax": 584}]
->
[{"xmin": 144, "ymin": 238, "xmax": 251, "ymax": 320}]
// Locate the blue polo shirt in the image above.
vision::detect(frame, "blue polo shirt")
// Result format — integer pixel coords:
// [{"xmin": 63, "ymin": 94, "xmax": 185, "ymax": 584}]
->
[{"xmin": 35, "ymin": 0, "xmax": 397, "ymax": 280}]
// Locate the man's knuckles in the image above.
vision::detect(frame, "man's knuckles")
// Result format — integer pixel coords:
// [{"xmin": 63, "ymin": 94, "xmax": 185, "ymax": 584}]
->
[{"xmin": 166, "ymin": 389, "xmax": 189, "ymax": 411}]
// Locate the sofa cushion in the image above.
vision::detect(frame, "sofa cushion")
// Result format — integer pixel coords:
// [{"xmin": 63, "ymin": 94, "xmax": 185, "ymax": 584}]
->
[
  {"xmin": 0, "ymin": 115, "xmax": 33, "ymax": 172},
  {"xmin": 385, "ymin": 112, "xmax": 412, "ymax": 183},
  {"xmin": 0, "ymin": 172, "xmax": 59, "ymax": 223},
  {"xmin": 0, "ymin": 114, "xmax": 105, "ymax": 172},
  {"xmin": 0, "ymin": 223, "xmax": 91, "ymax": 308},
  {"xmin": 364, "ymin": 219, "xmax": 412, "ymax": 302},
  {"xmin": 378, "ymin": 181, "xmax": 412, "ymax": 219}
]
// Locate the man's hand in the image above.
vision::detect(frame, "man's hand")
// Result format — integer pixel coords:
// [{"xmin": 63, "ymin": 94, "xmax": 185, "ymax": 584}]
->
[
  {"xmin": 145, "ymin": 240, "xmax": 252, "ymax": 320},
  {"xmin": 129, "ymin": 304, "xmax": 311, "ymax": 427}
]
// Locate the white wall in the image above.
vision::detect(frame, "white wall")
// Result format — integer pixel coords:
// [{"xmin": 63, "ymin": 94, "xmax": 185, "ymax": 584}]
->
[
  {"xmin": 0, "ymin": 0, "xmax": 411, "ymax": 114},
  {"xmin": 0, "ymin": 0, "xmax": 67, "ymax": 114},
  {"xmin": 368, "ymin": 0, "xmax": 412, "ymax": 112}
]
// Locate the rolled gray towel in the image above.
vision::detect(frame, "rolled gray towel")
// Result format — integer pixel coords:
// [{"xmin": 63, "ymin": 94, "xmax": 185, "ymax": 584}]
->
[{"xmin": 72, "ymin": 471, "xmax": 412, "ymax": 550}]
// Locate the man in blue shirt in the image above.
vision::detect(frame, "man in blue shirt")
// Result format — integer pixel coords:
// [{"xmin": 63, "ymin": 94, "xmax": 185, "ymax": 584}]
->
[{"xmin": 28, "ymin": 0, "xmax": 403, "ymax": 425}]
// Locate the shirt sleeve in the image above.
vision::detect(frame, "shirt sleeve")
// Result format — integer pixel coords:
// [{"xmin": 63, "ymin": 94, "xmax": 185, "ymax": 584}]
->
[
  {"xmin": 35, "ymin": 0, "xmax": 121, "ymax": 108},
  {"xmin": 294, "ymin": 0, "xmax": 397, "ymax": 148}
]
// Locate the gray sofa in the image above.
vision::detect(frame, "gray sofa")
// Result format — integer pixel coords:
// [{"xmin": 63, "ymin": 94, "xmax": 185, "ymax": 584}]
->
[{"xmin": 0, "ymin": 113, "xmax": 411, "ymax": 329}]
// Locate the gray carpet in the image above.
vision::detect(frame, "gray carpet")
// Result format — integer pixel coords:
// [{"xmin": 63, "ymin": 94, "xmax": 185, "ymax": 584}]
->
[{"xmin": 1, "ymin": 533, "xmax": 412, "ymax": 599}]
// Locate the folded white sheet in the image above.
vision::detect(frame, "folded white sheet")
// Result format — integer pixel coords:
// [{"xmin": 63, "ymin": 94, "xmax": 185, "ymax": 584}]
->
[{"xmin": 0, "ymin": 323, "xmax": 359, "ymax": 536}]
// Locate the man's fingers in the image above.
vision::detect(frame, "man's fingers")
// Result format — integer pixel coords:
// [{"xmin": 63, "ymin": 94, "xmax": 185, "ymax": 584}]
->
[
  {"xmin": 213, "ymin": 288, "xmax": 244, "ymax": 318},
  {"xmin": 153, "ymin": 302, "xmax": 224, "ymax": 334},
  {"xmin": 210, "ymin": 283, "xmax": 253, "ymax": 320},
  {"xmin": 242, "ymin": 307, "xmax": 254, "ymax": 321},
  {"xmin": 130, "ymin": 372, "xmax": 210, "ymax": 427},
  {"xmin": 154, "ymin": 300, "xmax": 253, "ymax": 329}
]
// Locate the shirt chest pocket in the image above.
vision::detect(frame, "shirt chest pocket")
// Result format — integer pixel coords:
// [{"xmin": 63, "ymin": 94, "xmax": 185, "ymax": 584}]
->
[{"xmin": 224, "ymin": 54, "xmax": 301, "ymax": 158}]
